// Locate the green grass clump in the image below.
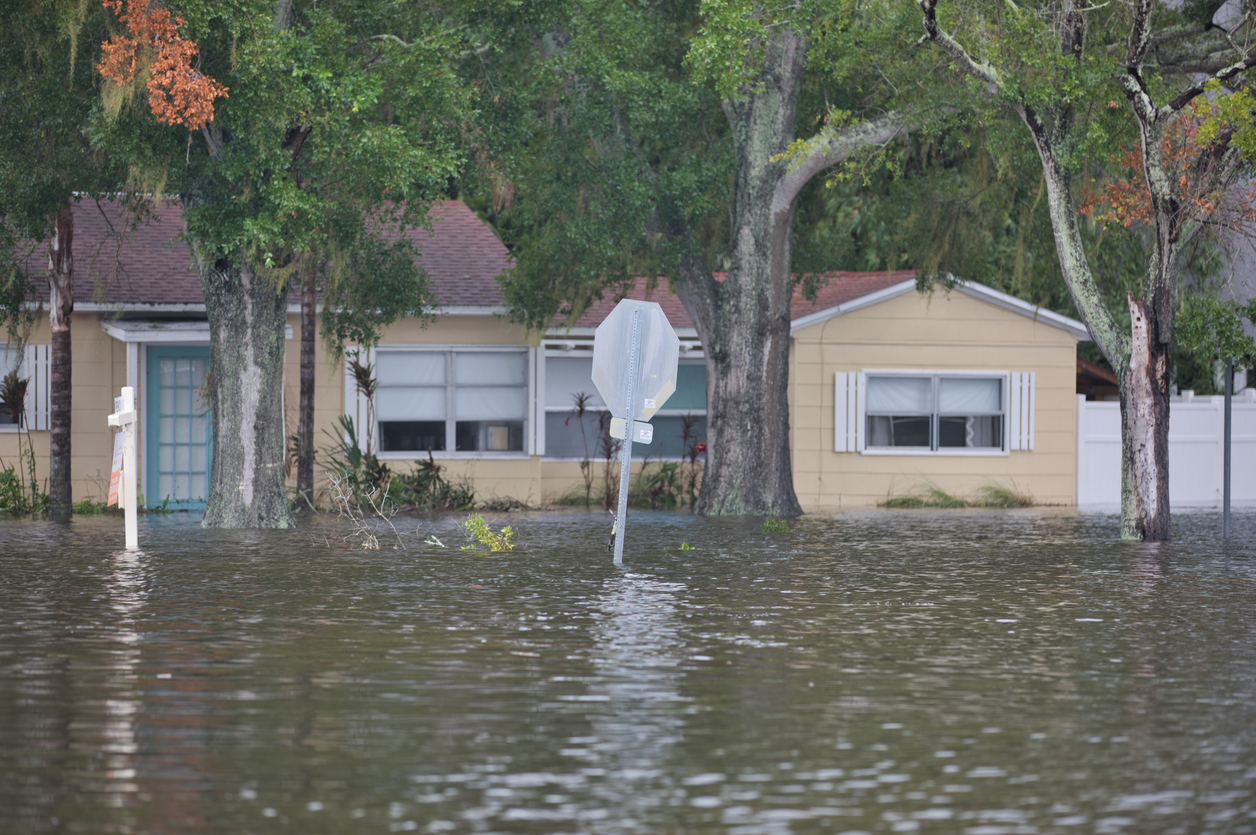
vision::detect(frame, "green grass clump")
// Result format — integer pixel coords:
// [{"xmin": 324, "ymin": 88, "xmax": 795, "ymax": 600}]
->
[
  {"xmin": 761, "ymin": 518, "xmax": 791, "ymax": 532},
  {"xmin": 880, "ymin": 482, "xmax": 1033, "ymax": 509}
]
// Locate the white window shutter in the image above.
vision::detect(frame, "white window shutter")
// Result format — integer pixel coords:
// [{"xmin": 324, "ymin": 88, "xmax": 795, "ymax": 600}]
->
[
  {"xmin": 344, "ymin": 346, "xmax": 374, "ymax": 451},
  {"xmin": 22, "ymin": 344, "xmax": 51, "ymax": 431},
  {"xmin": 834, "ymin": 372, "xmax": 847, "ymax": 452},
  {"xmin": 834, "ymin": 371, "xmax": 860, "ymax": 452},
  {"xmin": 855, "ymin": 371, "xmax": 867, "ymax": 452},
  {"xmin": 1009, "ymin": 372, "xmax": 1035, "ymax": 451}
]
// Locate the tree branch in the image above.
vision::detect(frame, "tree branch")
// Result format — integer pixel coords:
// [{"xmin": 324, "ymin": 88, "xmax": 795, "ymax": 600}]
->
[
  {"xmin": 1166, "ymin": 50, "xmax": 1256, "ymax": 111},
  {"xmin": 772, "ymin": 110, "xmax": 917, "ymax": 213},
  {"xmin": 917, "ymin": 0, "xmax": 1001, "ymax": 93}
]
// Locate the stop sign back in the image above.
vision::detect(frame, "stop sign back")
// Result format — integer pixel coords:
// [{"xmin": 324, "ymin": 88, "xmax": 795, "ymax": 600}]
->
[{"xmin": 591, "ymin": 300, "xmax": 680, "ymax": 421}]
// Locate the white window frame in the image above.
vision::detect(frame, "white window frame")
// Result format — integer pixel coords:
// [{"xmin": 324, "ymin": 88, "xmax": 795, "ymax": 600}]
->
[
  {"xmin": 354, "ymin": 344, "xmax": 535, "ymax": 460},
  {"xmin": 855, "ymin": 369, "xmax": 1013, "ymax": 457},
  {"xmin": 539, "ymin": 338, "xmax": 707, "ymax": 460}
]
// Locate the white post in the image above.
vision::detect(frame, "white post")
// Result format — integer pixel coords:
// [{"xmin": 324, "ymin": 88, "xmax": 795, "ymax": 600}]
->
[
  {"xmin": 108, "ymin": 386, "xmax": 139, "ymax": 550},
  {"xmin": 613, "ymin": 309, "xmax": 640, "ymax": 567}
]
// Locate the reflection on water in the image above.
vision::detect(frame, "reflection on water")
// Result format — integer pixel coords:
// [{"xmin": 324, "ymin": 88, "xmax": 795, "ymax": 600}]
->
[{"xmin": 1, "ymin": 509, "xmax": 1255, "ymax": 834}]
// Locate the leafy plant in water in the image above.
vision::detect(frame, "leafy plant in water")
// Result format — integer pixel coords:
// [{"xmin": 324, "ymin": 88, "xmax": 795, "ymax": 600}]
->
[
  {"xmin": 462, "ymin": 513, "xmax": 514, "ymax": 552},
  {"xmin": 632, "ymin": 458, "xmax": 681, "ymax": 510},
  {"xmin": 567, "ymin": 391, "xmax": 599, "ymax": 508},
  {"xmin": 762, "ymin": 518, "xmax": 790, "ymax": 533}
]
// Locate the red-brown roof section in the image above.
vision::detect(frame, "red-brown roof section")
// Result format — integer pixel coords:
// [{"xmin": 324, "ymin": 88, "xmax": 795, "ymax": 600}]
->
[
  {"xmin": 567, "ymin": 271, "xmax": 916, "ymax": 330},
  {"xmin": 19, "ymin": 199, "xmax": 913, "ymax": 325},
  {"xmin": 18, "ymin": 198, "xmax": 511, "ymax": 309}
]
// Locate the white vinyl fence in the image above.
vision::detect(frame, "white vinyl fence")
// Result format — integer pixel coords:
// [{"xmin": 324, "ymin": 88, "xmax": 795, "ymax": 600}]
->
[{"xmin": 1077, "ymin": 392, "xmax": 1256, "ymax": 507}]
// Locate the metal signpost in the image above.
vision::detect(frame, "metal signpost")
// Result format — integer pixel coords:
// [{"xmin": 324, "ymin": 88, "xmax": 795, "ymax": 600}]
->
[
  {"xmin": 107, "ymin": 386, "xmax": 139, "ymax": 550},
  {"xmin": 591, "ymin": 300, "xmax": 680, "ymax": 566}
]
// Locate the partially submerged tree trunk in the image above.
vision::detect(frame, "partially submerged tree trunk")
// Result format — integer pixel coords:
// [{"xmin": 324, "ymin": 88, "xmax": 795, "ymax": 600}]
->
[
  {"xmin": 296, "ymin": 259, "xmax": 316, "ymax": 511},
  {"xmin": 46, "ymin": 203, "xmax": 73, "ymax": 521},
  {"xmin": 198, "ymin": 248, "xmax": 295, "ymax": 529},
  {"xmin": 1121, "ymin": 294, "xmax": 1171, "ymax": 539},
  {"xmin": 673, "ymin": 27, "xmax": 912, "ymax": 517},
  {"xmin": 677, "ymin": 29, "xmax": 805, "ymax": 518}
]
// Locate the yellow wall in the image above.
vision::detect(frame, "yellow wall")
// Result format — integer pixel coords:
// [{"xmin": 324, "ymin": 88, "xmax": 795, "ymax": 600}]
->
[
  {"xmin": 789, "ymin": 287, "xmax": 1080, "ymax": 510},
  {"xmin": 3, "ymin": 293, "xmax": 1081, "ymax": 514}
]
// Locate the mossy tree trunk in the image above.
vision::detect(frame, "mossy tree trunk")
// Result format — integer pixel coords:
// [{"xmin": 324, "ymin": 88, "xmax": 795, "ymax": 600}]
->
[
  {"xmin": 673, "ymin": 27, "xmax": 912, "ymax": 517},
  {"xmin": 296, "ymin": 259, "xmax": 316, "ymax": 511},
  {"xmin": 46, "ymin": 203, "xmax": 73, "ymax": 521},
  {"xmin": 197, "ymin": 247, "xmax": 294, "ymax": 529}
]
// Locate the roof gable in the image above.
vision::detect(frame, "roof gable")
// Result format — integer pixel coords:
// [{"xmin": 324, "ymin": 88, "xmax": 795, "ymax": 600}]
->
[{"xmin": 789, "ymin": 275, "xmax": 1091, "ymax": 341}]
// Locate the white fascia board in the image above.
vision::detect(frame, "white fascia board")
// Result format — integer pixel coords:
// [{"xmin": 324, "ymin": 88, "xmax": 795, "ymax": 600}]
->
[
  {"xmin": 951, "ymin": 278, "xmax": 1091, "ymax": 341},
  {"xmin": 789, "ymin": 279, "xmax": 919, "ymax": 335},
  {"xmin": 102, "ymin": 319, "xmax": 294, "ymax": 343},
  {"xmin": 542, "ymin": 326, "xmax": 701, "ymax": 339},
  {"xmin": 74, "ymin": 302, "xmax": 207, "ymax": 313}
]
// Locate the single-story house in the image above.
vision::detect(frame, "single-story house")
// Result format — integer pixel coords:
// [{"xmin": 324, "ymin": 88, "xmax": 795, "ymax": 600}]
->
[{"xmin": 2, "ymin": 197, "xmax": 1089, "ymax": 511}]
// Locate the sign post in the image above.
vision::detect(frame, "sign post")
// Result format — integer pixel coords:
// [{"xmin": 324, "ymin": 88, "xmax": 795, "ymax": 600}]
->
[
  {"xmin": 591, "ymin": 300, "xmax": 680, "ymax": 565},
  {"xmin": 107, "ymin": 386, "xmax": 139, "ymax": 550}
]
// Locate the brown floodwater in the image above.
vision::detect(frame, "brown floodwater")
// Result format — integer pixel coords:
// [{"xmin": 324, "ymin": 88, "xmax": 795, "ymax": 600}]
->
[{"xmin": 1, "ymin": 508, "xmax": 1254, "ymax": 834}]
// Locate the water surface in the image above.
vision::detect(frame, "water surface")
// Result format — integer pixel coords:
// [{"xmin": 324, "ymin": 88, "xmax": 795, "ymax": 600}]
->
[{"xmin": 2, "ymin": 509, "xmax": 1255, "ymax": 834}]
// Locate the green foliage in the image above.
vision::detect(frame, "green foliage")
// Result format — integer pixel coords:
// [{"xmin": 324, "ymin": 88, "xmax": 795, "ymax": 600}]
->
[
  {"xmin": 389, "ymin": 455, "xmax": 476, "ymax": 513},
  {"xmin": 678, "ymin": 541, "xmax": 697, "ymax": 550},
  {"xmin": 0, "ymin": 452, "xmax": 47, "ymax": 517},
  {"xmin": 1177, "ymin": 292, "xmax": 1256, "ymax": 367},
  {"xmin": 761, "ymin": 518, "xmax": 790, "ymax": 532},
  {"xmin": 320, "ymin": 415, "xmax": 391, "ymax": 495},
  {"xmin": 462, "ymin": 513, "xmax": 514, "ymax": 552}
]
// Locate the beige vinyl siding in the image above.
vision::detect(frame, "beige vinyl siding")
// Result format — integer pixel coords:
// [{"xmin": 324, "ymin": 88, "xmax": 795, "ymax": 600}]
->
[{"xmin": 790, "ymin": 286, "xmax": 1080, "ymax": 509}]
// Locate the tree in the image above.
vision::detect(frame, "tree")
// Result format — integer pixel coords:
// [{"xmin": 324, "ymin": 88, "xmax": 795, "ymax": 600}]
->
[
  {"xmin": 96, "ymin": 0, "xmax": 466, "ymax": 527},
  {"xmin": 918, "ymin": 0, "xmax": 1256, "ymax": 539},
  {"xmin": 471, "ymin": 0, "xmax": 923, "ymax": 516},
  {"xmin": 1, "ymin": 0, "xmax": 120, "ymax": 520}
]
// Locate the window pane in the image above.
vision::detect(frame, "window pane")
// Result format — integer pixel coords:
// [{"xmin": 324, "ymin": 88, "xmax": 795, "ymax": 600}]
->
[
  {"xmin": 380, "ymin": 421, "xmax": 446, "ymax": 452},
  {"xmin": 940, "ymin": 415, "xmax": 1002, "ymax": 448},
  {"xmin": 940, "ymin": 377, "xmax": 1001, "ymax": 413},
  {"xmin": 666, "ymin": 363, "xmax": 707, "ymax": 410},
  {"xmin": 377, "ymin": 386, "xmax": 446, "ymax": 421},
  {"xmin": 545, "ymin": 357, "xmax": 604, "ymax": 409},
  {"xmin": 633, "ymin": 415, "xmax": 707, "ymax": 459},
  {"xmin": 456, "ymin": 421, "xmax": 525, "ymax": 452},
  {"xmin": 866, "ymin": 376, "xmax": 931, "ymax": 412},
  {"xmin": 376, "ymin": 351, "xmax": 445, "ymax": 385},
  {"xmin": 454, "ymin": 386, "xmax": 526, "ymax": 420},
  {"xmin": 866, "ymin": 415, "xmax": 931, "ymax": 447},
  {"xmin": 544, "ymin": 411, "xmax": 611, "ymax": 458},
  {"xmin": 454, "ymin": 352, "xmax": 526, "ymax": 386}
]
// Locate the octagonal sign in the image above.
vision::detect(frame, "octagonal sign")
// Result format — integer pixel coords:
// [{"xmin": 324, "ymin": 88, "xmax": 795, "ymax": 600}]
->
[{"xmin": 592, "ymin": 300, "xmax": 680, "ymax": 422}]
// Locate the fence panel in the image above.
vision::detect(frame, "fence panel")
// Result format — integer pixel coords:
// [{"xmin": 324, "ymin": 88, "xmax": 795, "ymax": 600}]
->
[{"xmin": 1077, "ymin": 394, "xmax": 1256, "ymax": 506}]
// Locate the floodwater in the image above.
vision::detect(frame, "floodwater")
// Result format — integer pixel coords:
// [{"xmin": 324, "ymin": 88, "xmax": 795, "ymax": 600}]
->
[{"xmin": 1, "ymin": 509, "xmax": 1255, "ymax": 835}]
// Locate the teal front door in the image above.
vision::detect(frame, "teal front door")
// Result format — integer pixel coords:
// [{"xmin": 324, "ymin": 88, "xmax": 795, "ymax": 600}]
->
[{"xmin": 146, "ymin": 346, "xmax": 211, "ymax": 509}]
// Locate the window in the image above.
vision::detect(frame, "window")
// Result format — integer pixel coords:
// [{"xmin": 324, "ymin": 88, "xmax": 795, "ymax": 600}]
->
[
  {"xmin": 543, "ymin": 354, "xmax": 707, "ymax": 459},
  {"xmin": 0, "ymin": 346, "xmax": 20, "ymax": 426},
  {"xmin": 836, "ymin": 371, "xmax": 1034, "ymax": 454},
  {"xmin": 374, "ymin": 348, "xmax": 528, "ymax": 454}
]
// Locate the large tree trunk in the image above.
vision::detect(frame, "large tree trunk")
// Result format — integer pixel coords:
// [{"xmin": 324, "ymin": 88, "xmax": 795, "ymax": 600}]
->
[
  {"xmin": 1119, "ymin": 294, "xmax": 1172, "ymax": 540},
  {"xmin": 296, "ymin": 260, "xmax": 316, "ymax": 510},
  {"xmin": 198, "ymin": 250, "xmax": 295, "ymax": 529},
  {"xmin": 47, "ymin": 204, "xmax": 73, "ymax": 521},
  {"xmin": 681, "ymin": 29, "xmax": 804, "ymax": 518}
]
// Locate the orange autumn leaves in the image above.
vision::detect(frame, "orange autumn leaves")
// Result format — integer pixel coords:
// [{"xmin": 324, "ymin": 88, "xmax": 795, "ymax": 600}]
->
[
  {"xmin": 1081, "ymin": 98, "xmax": 1256, "ymax": 229},
  {"xmin": 97, "ymin": 0, "xmax": 227, "ymax": 130}
]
